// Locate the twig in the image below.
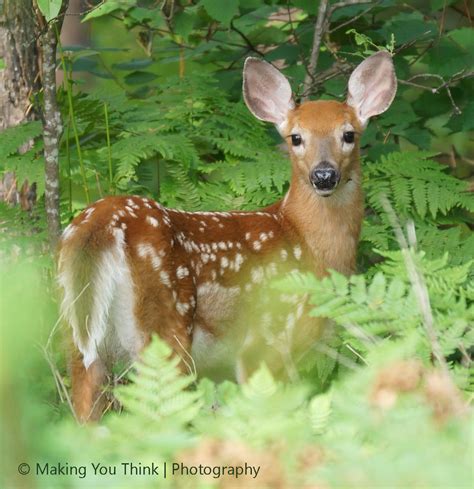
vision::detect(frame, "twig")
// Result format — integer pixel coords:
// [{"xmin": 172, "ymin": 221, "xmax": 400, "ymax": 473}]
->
[
  {"xmin": 302, "ymin": 0, "xmax": 330, "ymax": 101},
  {"xmin": 302, "ymin": 0, "xmax": 374, "ymax": 100},
  {"xmin": 398, "ymin": 70, "xmax": 473, "ymax": 115},
  {"xmin": 327, "ymin": 0, "xmax": 375, "ymax": 17},
  {"xmin": 329, "ymin": 1, "xmax": 381, "ymax": 34},
  {"xmin": 311, "ymin": 343, "xmax": 360, "ymax": 371},
  {"xmin": 40, "ymin": 344, "xmax": 79, "ymax": 423},
  {"xmin": 344, "ymin": 343, "xmax": 368, "ymax": 365},
  {"xmin": 173, "ymin": 334, "xmax": 197, "ymax": 378},
  {"xmin": 230, "ymin": 20, "xmax": 267, "ymax": 58}
]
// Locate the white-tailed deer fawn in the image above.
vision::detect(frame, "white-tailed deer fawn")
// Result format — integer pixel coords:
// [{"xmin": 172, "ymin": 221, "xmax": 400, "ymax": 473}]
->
[{"xmin": 58, "ymin": 52, "xmax": 396, "ymax": 422}]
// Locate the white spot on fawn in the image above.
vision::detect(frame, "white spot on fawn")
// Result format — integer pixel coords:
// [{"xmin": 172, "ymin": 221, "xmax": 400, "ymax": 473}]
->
[
  {"xmin": 136, "ymin": 243, "xmax": 162, "ymax": 270},
  {"xmin": 160, "ymin": 271, "xmax": 171, "ymax": 287},
  {"xmin": 146, "ymin": 216, "xmax": 159, "ymax": 227},
  {"xmin": 234, "ymin": 253, "xmax": 244, "ymax": 271},
  {"xmin": 176, "ymin": 265, "xmax": 190, "ymax": 279},
  {"xmin": 253, "ymin": 241, "xmax": 262, "ymax": 251},
  {"xmin": 84, "ymin": 207, "xmax": 95, "ymax": 220},
  {"xmin": 293, "ymin": 245, "xmax": 302, "ymax": 260},
  {"xmin": 176, "ymin": 302, "xmax": 190, "ymax": 316},
  {"xmin": 251, "ymin": 266, "xmax": 264, "ymax": 284},
  {"xmin": 62, "ymin": 224, "xmax": 76, "ymax": 241}
]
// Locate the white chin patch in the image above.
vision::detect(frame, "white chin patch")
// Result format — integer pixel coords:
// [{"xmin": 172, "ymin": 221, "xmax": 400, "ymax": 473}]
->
[{"xmin": 315, "ymin": 188, "xmax": 336, "ymax": 197}]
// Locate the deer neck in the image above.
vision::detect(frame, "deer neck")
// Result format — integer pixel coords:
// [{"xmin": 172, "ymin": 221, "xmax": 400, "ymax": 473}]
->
[{"xmin": 280, "ymin": 163, "xmax": 363, "ymax": 277}]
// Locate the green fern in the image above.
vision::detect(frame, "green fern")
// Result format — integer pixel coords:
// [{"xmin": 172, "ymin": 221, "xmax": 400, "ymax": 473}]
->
[
  {"xmin": 364, "ymin": 151, "xmax": 473, "ymax": 219},
  {"xmin": 274, "ymin": 249, "xmax": 473, "ymax": 366},
  {"xmin": 115, "ymin": 335, "xmax": 202, "ymax": 426},
  {"xmin": 0, "ymin": 121, "xmax": 42, "ymax": 160}
]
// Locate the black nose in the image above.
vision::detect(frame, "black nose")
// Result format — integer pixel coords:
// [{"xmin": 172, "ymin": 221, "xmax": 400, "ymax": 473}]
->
[{"xmin": 310, "ymin": 164, "xmax": 340, "ymax": 190}]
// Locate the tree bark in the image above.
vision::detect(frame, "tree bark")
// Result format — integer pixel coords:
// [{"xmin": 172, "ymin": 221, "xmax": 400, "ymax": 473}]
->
[
  {"xmin": 0, "ymin": 0, "xmax": 41, "ymax": 129},
  {"xmin": 301, "ymin": 0, "xmax": 329, "ymax": 102},
  {"xmin": 38, "ymin": 3, "xmax": 68, "ymax": 248}
]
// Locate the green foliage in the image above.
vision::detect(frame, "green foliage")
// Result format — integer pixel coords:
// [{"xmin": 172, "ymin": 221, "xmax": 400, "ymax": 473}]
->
[
  {"xmin": 1, "ymin": 1, "xmax": 473, "ymax": 488},
  {"xmin": 364, "ymin": 152, "xmax": 473, "ymax": 219},
  {"xmin": 275, "ymin": 250, "xmax": 473, "ymax": 385},
  {"xmin": 115, "ymin": 336, "xmax": 202, "ymax": 428},
  {"xmin": 37, "ymin": 0, "xmax": 62, "ymax": 21}
]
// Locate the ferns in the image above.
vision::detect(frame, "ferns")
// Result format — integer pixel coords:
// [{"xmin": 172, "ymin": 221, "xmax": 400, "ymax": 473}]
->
[
  {"xmin": 274, "ymin": 247, "xmax": 473, "ymax": 389},
  {"xmin": 115, "ymin": 336, "xmax": 202, "ymax": 426},
  {"xmin": 364, "ymin": 151, "xmax": 473, "ymax": 219},
  {"xmin": 0, "ymin": 121, "xmax": 42, "ymax": 160}
]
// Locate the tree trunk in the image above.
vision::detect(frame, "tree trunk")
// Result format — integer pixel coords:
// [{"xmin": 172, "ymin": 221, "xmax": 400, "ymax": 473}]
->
[
  {"xmin": 39, "ymin": 4, "xmax": 68, "ymax": 248},
  {"xmin": 0, "ymin": 0, "xmax": 41, "ymax": 129}
]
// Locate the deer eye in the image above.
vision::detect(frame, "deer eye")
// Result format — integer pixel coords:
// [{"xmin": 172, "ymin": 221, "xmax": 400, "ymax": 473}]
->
[
  {"xmin": 291, "ymin": 134, "xmax": 302, "ymax": 146},
  {"xmin": 343, "ymin": 131, "xmax": 355, "ymax": 144}
]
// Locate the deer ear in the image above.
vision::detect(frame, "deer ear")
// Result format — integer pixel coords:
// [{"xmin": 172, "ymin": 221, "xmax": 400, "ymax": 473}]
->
[
  {"xmin": 347, "ymin": 51, "xmax": 397, "ymax": 127},
  {"xmin": 243, "ymin": 57, "xmax": 294, "ymax": 128}
]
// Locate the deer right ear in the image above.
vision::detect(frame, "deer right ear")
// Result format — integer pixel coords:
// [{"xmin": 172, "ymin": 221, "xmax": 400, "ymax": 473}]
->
[{"xmin": 243, "ymin": 58, "xmax": 294, "ymax": 129}]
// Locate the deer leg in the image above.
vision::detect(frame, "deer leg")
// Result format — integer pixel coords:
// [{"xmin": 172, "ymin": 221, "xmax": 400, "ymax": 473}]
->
[{"xmin": 71, "ymin": 349, "xmax": 107, "ymax": 423}]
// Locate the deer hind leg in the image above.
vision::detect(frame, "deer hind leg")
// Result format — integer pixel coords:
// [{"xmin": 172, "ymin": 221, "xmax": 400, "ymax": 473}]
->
[{"xmin": 71, "ymin": 348, "xmax": 107, "ymax": 423}]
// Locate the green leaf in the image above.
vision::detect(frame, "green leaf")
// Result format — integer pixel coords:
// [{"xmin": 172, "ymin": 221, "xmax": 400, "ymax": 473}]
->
[
  {"xmin": 412, "ymin": 180, "xmax": 427, "ymax": 219},
  {"xmin": 83, "ymin": 0, "xmax": 131, "ymax": 22},
  {"xmin": 113, "ymin": 59, "xmax": 153, "ymax": 71},
  {"xmin": 430, "ymin": 0, "xmax": 457, "ymax": 9},
  {"xmin": 448, "ymin": 27, "xmax": 474, "ymax": 51},
  {"xmin": 37, "ymin": 0, "xmax": 62, "ymax": 22},
  {"xmin": 174, "ymin": 11, "xmax": 197, "ymax": 41},
  {"xmin": 242, "ymin": 364, "xmax": 277, "ymax": 399},
  {"xmin": 200, "ymin": 0, "xmax": 239, "ymax": 27},
  {"xmin": 124, "ymin": 70, "xmax": 158, "ymax": 85}
]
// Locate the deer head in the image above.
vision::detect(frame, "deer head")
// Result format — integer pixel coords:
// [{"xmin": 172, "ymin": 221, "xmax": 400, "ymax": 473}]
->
[{"xmin": 243, "ymin": 52, "xmax": 397, "ymax": 198}]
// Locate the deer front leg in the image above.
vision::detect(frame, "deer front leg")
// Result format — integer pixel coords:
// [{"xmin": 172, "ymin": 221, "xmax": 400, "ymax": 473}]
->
[{"xmin": 71, "ymin": 349, "xmax": 107, "ymax": 423}]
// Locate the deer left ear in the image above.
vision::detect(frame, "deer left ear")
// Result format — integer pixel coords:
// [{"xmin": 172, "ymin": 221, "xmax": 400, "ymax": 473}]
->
[{"xmin": 347, "ymin": 51, "xmax": 397, "ymax": 127}]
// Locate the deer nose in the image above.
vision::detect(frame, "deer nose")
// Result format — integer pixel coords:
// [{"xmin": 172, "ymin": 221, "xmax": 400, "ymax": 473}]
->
[{"xmin": 310, "ymin": 164, "xmax": 340, "ymax": 191}]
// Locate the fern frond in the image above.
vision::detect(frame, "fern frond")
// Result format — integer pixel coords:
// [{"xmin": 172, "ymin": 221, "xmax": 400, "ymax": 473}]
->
[{"xmin": 115, "ymin": 336, "xmax": 202, "ymax": 426}]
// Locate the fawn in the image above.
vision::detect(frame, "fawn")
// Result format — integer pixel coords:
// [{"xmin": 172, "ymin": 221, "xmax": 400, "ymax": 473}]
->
[{"xmin": 58, "ymin": 52, "xmax": 396, "ymax": 422}]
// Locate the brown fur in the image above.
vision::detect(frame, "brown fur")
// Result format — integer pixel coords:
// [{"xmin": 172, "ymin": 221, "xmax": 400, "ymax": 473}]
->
[{"xmin": 60, "ymin": 99, "xmax": 366, "ymax": 422}]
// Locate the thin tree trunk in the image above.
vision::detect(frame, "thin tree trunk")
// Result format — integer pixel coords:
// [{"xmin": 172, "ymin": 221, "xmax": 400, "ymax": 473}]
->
[
  {"xmin": 301, "ymin": 0, "xmax": 329, "ymax": 102},
  {"xmin": 38, "ymin": 3, "xmax": 68, "ymax": 248}
]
